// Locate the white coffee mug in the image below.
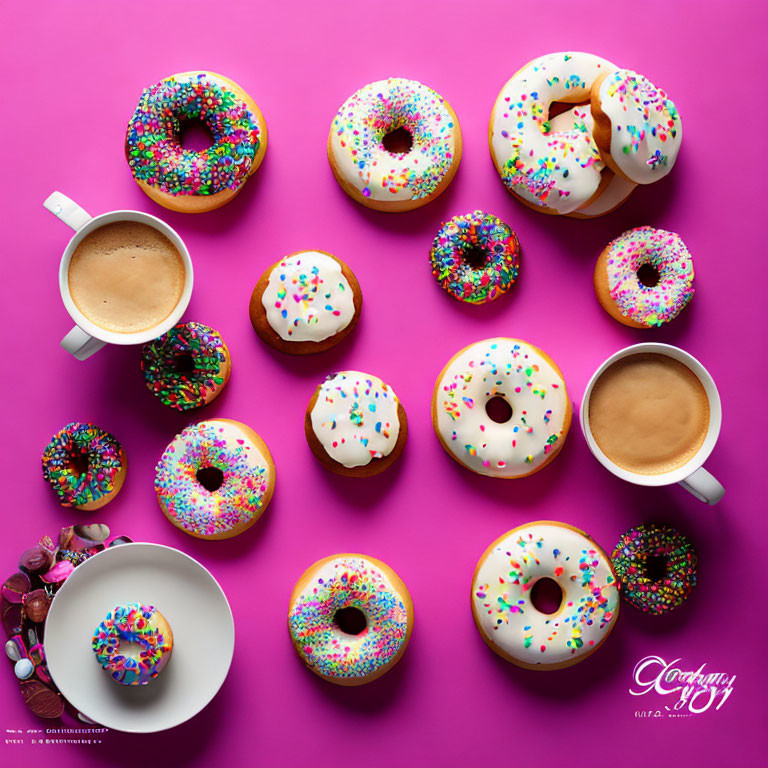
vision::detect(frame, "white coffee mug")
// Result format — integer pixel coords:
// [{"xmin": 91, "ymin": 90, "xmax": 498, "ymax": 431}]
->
[
  {"xmin": 44, "ymin": 191, "xmax": 194, "ymax": 360},
  {"xmin": 580, "ymin": 343, "xmax": 724, "ymax": 505}
]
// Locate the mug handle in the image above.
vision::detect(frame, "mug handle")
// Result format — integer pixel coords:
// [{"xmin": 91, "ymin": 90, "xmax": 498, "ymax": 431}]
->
[
  {"xmin": 679, "ymin": 467, "xmax": 725, "ymax": 505},
  {"xmin": 43, "ymin": 191, "xmax": 92, "ymax": 231},
  {"xmin": 61, "ymin": 327, "xmax": 107, "ymax": 361}
]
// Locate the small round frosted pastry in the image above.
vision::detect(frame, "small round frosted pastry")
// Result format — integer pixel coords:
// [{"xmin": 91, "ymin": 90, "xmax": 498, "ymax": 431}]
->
[
  {"xmin": 594, "ymin": 226, "xmax": 694, "ymax": 328},
  {"xmin": 92, "ymin": 603, "xmax": 173, "ymax": 685},
  {"xmin": 432, "ymin": 339, "xmax": 571, "ymax": 478},
  {"xmin": 305, "ymin": 371, "xmax": 407, "ymax": 477},
  {"xmin": 611, "ymin": 524, "xmax": 697, "ymax": 615},
  {"xmin": 249, "ymin": 250, "xmax": 362, "ymax": 354},
  {"xmin": 591, "ymin": 69, "xmax": 682, "ymax": 184},
  {"xmin": 288, "ymin": 554, "xmax": 413, "ymax": 685},
  {"xmin": 430, "ymin": 211, "xmax": 520, "ymax": 304},
  {"xmin": 489, "ymin": 52, "xmax": 615, "ymax": 215},
  {"xmin": 141, "ymin": 322, "xmax": 231, "ymax": 410},
  {"xmin": 472, "ymin": 521, "xmax": 619, "ymax": 670},
  {"xmin": 126, "ymin": 71, "xmax": 267, "ymax": 213},
  {"xmin": 328, "ymin": 77, "xmax": 462, "ymax": 212},
  {"xmin": 155, "ymin": 419, "xmax": 275, "ymax": 539},
  {"xmin": 41, "ymin": 423, "xmax": 127, "ymax": 510}
]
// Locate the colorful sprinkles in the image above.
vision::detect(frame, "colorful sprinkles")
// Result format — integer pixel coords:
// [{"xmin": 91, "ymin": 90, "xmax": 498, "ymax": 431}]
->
[
  {"xmin": 611, "ymin": 524, "xmax": 698, "ymax": 614},
  {"xmin": 430, "ymin": 211, "xmax": 520, "ymax": 304}
]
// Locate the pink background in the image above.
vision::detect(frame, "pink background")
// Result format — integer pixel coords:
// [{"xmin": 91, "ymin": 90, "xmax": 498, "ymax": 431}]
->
[{"xmin": 1, "ymin": 0, "xmax": 766, "ymax": 765}]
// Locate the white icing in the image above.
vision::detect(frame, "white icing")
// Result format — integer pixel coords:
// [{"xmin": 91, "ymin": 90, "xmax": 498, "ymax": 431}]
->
[
  {"xmin": 261, "ymin": 251, "xmax": 356, "ymax": 343},
  {"xmin": 310, "ymin": 371, "xmax": 401, "ymax": 468},
  {"xmin": 329, "ymin": 78, "xmax": 458, "ymax": 202},
  {"xmin": 433, "ymin": 338, "xmax": 569, "ymax": 478},
  {"xmin": 490, "ymin": 52, "xmax": 615, "ymax": 214},
  {"xmin": 597, "ymin": 68, "xmax": 682, "ymax": 184},
  {"xmin": 472, "ymin": 523, "xmax": 619, "ymax": 666}
]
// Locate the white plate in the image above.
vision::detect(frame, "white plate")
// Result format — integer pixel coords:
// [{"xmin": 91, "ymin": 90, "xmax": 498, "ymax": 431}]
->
[{"xmin": 44, "ymin": 542, "xmax": 234, "ymax": 733}]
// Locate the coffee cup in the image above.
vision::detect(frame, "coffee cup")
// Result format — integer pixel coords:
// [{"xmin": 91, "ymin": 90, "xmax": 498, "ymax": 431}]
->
[
  {"xmin": 580, "ymin": 343, "xmax": 724, "ymax": 505},
  {"xmin": 44, "ymin": 191, "xmax": 194, "ymax": 360}
]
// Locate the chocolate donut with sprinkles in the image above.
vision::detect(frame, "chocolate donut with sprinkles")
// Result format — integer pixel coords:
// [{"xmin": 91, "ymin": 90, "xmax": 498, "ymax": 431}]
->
[
  {"xmin": 430, "ymin": 211, "xmax": 520, "ymax": 304},
  {"xmin": 126, "ymin": 71, "xmax": 267, "ymax": 213},
  {"xmin": 141, "ymin": 322, "xmax": 231, "ymax": 410},
  {"xmin": 611, "ymin": 524, "xmax": 697, "ymax": 614},
  {"xmin": 288, "ymin": 554, "xmax": 413, "ymax": 686},
  {"xmin": 41, "ymin": 423, "xmax": 127, "ymax": 511},
  {"xmin": 328, "ymin": 77, "xmax": 462, "ymax": 212},
  {"xmin": 155, "ymin": 419, "xmax": 275, "ymax": 540},
  {"xmin": 594, "ymin": 226, "xmax": 694, "ymax": 328}
]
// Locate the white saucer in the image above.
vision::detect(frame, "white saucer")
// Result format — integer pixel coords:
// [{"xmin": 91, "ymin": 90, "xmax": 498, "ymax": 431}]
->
[{"xmin": 44, "ymin": 542, "xmax": 235, "ymax": 733}]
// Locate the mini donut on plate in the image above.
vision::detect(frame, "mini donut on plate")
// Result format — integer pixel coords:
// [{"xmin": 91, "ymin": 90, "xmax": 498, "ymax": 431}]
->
[
  {"xmin": 432, "ymin": 338, "xmax": 571, "ymax": 478},
  {"xmin": 327, "ymin": 77, "xmax": 462, "ymax": 212},
  {"xmin": 41, "ymin": 423, "xmax": 127, "ymax": 511},
  {"xmin": 489, "ymin": 52, "xmax": 616, "ymax": 216},
  {"xmin": 471, "ymin": 521, "xmax": 619, "ymax": 670},
  {"xmin": 249, "ymin": 250, "xmax": 362, "ymax": 354},
  {"xmin": 305, "ymin": 372, "xmax": 407, "ymax": 477},
  {"xmin": 126, "ymin": 71, "xmax": 267, "ymax": 213},
  {"xmin": 611, "ymin": 524, "xmax": 698, "ymax": 614},
  {"xmin": 429, "ymin": 211, "xmax": 520, "ymax": 304},
  {"xmin": 155, "ymin": 419, "xmax": 275, "ymax": 540},
  {"xmin": 141, "ymin": 322, "xmax": 231, "ymax": 410},
  {"xmin": 590, "ymin": 69, "xmax": 682, "ymax": 184},
  {"xmin": 594, "ymin": 226, "xmax": 694, "ymax": 328},
  {"xmin": 288, "ymin": 553, "xmax": 413, "ymax": 685},
  {"xmin": 92, "ymin": 603, "xmax": 173, "ymax": 685}
]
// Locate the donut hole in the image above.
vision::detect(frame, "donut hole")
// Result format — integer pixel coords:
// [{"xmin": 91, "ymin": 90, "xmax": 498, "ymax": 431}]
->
[
  {"xmin": 333, "ymin": 606, "xmax": 367, "ymax": 636},
  {"xmin": 179, "ymin": 118, "xmax": 215, "ymax": 152},
  {"xmin": 485, "ymin": 396, "xmax": 513, "ymax": 424},
  {"xmin": 382, "ymin": 126, "xmax": 413, "ymax": 155},
  {"xmin": 530, "ymin": 577, "xmax": 563, "ymax": 615},
  {"xmin": 118, "ymin": 640, "xmax": 146, "ymax": 662},
  {"xmin": 637, "ymin": 263, "xmax": 661, "ymax": 288},
  {"xmin": 463, "ymin": 245, "xmax": 489, "ymax": 270},
  {"xmin": 645, "ymin": 554, "xmax": 667, "ymax": 582},
  {"xmin": 67, "ymin": 451, "xmax": 90, "ymax": 477},
  {"xmin": 173, "ymin": 353, "xmax": 196, "ymax": 374},
  {"xmin": 548, "ymin": 100, "xmax": 583, "ymax": 119},
  {"xmin": 196, "ymin": 466, "xmax": 224, "ymax": 492}
]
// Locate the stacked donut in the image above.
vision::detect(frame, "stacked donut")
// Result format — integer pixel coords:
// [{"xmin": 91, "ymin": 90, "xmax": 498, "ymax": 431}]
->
[{"xmin": 489, "ymin": 52, "xmax": 682, "ymax": 218}]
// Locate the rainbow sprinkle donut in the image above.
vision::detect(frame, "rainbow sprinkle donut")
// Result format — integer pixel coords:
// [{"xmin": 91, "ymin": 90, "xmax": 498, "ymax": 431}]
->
[
  {"xmin": 611, "ymin": 524, "xmax": 698, "ymax": 614},
  {"xmin": 155, "ymin": 419, "xmax": 275, "ymax": 540},
  {"xmin": 92, "ymin": 603, "xmax": 173, "ymax": 686},
  {"xmin": 430, "ymin": 211, "xmax": 520, "ymax": 304},
  {"xmin": 288, "ymin": 554, "xmax": 413, "ymax": 686},
  {"xmin": 41, "ymin": 423, "xmax": 126, "ymax": 511},
  {"xmin": 328, "ymin": 77, "xmax": 462, "ymax": 212},
  {"xmin": 126, "ymin": 71, "xmax": 267, "ymax": 213},
  {"xmin": 594, "ymin": 226, "xmax": 694, "ymax": 328},
  {"xmin": 141, "ymin": 322, "xmax": 231, "ymax": 411}
]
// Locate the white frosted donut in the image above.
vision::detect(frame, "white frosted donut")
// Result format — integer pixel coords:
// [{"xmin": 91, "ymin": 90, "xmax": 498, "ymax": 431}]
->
[
  {"xmin": 432, "ymin": 338, "xmax": 571, "ymax": 478},
  {"xmin": 328, "ymin": 77, "xmax": 462, "ymax": 211},
  {"xmin": 489, "ymin": 52, "xmax": 615, "ymax": 214},
  {"xmin": 472, "ymin": 521, "xmax": 620, "ymax": 669}
]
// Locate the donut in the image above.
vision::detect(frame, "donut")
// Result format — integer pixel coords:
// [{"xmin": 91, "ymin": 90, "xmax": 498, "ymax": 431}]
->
[
  {"xmin": 41, "ymin": 423, "xmax": 127, "ymax": 511},
  {"xmin": 611, "ymin": 524, "xmax": 698, "ymax": 614},
  {"xmin": 591, "ymin": 69, "xmax": 682, "ymax": 184},
  {"xmin": 594, "ymin": 226, "xmax": 694, "ymax": 328},
  {"xmin": 141, "ymin": 322, "xmax": 231, "ymax": 410},
  {"xmin": 126, "ymin": 71, "xmax": 267, "ymax": 213},
  {"xmin": 288, "ymin": 554, "xmax": 413, "ymax": 686},
  {"xmin": 432, "ymin": 338, "xmax": 571, "ymax": 478},
  {"xmin": 155, "ymin": 419, "xmax": 275, "ymax": 540},
  {"xmin": 305, "ymin": 371, "xmax": 407, "ymax": 477},
  {"xmin": 429, "ymin": 211, "xmax": 520, "ymax": 304},
  {"xmin": 489, "ymin": 52, "xmax": 615, "ymax": 215},
  {"xmin": 327, "ymin": 77, "xmax": 462, "ymax": 212},
  {"xmin": 249, "ymin": 250, "xmax": 362, "ymax": 354},
  {"xmin": 92, "ymin": 603, "xmax": 173, "ymax": 685},
  {"xmin": 471, "ymin": 521, "xmax": 620, "ymax": 670}
]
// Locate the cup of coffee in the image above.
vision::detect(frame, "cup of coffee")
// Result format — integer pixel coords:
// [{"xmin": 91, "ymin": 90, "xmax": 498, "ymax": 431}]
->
[
  {"xmin": 580, "ymin": 343, "xmax": 724, "ymax": 504},
  {"xmin": 44, "ymin": 191, "xmax": 194, "ymax": 360}
]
